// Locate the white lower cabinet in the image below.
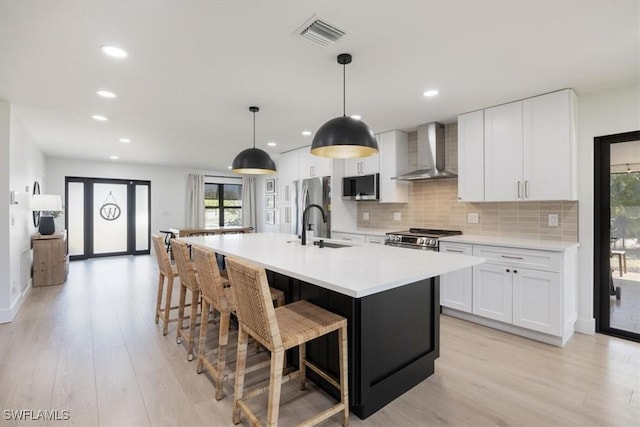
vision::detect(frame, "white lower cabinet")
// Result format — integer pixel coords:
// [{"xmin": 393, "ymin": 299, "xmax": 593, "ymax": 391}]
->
[
  {"xmin": 440, "ymin": 242, "xmax": 473, "ymax": 313},
  {"xmin": 365, "ymin": 234, "xmax": 385, "ymax": 245},
  {"xmin": 512, "ymin": 268, "xmax": 561, "ymax": 335},
  {"xmin": 472, "ymin": 262, "xmax": 513, "ymax": 323},
  {"xmin": 440, "ymin": 240, "xmax": 577, "ymax": 347},
  {"xmin": 330, "ymin": 231, "xmax": 366, "ymax": 244}
]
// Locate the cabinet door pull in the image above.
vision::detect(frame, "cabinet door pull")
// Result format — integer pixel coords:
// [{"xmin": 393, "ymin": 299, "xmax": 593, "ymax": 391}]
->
[
  {"xmin": 506, "ymin": 268, "xmax": 511, "ymax": 273},
  {"xmin": 525, "ymin": 181, "xmax": 529, "ymax": 198},
  {"xmin": 447, "ymin": 249, "xmax": 465, "ymax": 253},
  {"xmin": 514, "ymin": 269, "xmax": 518, "ymax": 274},
  {"xmin": 517, "ymin": 181, "xmax": 522, "ymax": 198},
  {"xmin": 501, "ymin": 255, "xmax": 524, "ymax": 260}
]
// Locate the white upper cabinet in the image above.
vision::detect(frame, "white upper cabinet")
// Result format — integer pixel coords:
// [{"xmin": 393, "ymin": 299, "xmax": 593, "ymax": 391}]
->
[
  {"xmin": 344, "ymin": 144, "xmax": 379, "ymax": 176},
  {"xmin": 483, "ymin": 89, "xmax": 577, "ymax": 201},
  {"xmin": 522, "ymin": 89, "xmax": 577, "ymax": 201},
  {"xmin": 299, "ymin": 146, "xmax": 332, "ymax": 179},
  {"xmin": 484, "ymin": 100, "xmax": 524, "ymax": 201},
  {"xmin": 457, "ymin": 110, "xmax": 485, "ymax": 202},
  {"xmin": 378, "ymin": 130, "xmax": 409, "ymax": 203}
]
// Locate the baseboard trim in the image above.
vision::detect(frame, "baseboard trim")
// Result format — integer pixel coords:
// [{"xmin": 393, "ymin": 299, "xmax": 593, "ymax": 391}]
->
[
  {"xmin": 0, "ymin": 285, "xmax": 31, "ymax": 323},
  {"xmin": 574, "ymin": 317, "xmax": 596, "ymax": 335},
  {"xmin": 442, "ymin": 308, "xmax": 571, "ymax": 347}
]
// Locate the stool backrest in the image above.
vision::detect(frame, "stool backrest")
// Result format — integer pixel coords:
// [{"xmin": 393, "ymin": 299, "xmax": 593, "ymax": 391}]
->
[
  {"xmin": 192, "ymin": 245, "xmax": 229, "ymax": 311},
  {"xmin": 226, "ymin": 257, "xmax": 282, "ymax": 349},
  {"xmin": 171, "ymin": 239, "xmax": 198, "ymax": 290},
  {"xmin": 152, "ymin": 234, "xmax": 172, "ymax": 276}
]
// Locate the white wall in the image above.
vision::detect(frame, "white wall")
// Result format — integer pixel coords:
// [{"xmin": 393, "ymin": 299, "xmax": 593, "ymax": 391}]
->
[
  {"xmin": 575, "ymin": 83, "xmax": 640, "ymax": 334},
  {"xmin": 0, "ymin": 100, "xmax": 10, "ymax": 322},
  {"xmin": 45, "ymin": 158, "xmax": 237, "ymax": 242},
  {"xmin": 0, "ymin": 104, "xmax": 45, "ymax": 323}
]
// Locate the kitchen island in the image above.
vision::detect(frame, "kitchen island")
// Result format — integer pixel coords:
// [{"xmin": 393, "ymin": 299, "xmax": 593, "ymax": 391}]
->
[{"xmin": 182, "ymin": 232, "xmax": 483, "ymax": 418}]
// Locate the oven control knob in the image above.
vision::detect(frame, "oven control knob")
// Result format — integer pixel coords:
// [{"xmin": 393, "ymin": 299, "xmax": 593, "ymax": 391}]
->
[
  {"xmin": 394, "ymin": 235, "xmax": 401, "ymax": 242},
  {"xmin": 417, "ymin": 237, "xmax": 425, "ymax": 245},
  {"xmin": 427, "ymin": 238, "xmax": 435, "ymax": 246}
]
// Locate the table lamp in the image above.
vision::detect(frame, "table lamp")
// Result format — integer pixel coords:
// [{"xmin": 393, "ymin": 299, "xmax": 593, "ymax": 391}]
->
[{"xmin": 31, "ymin": 194, "xmax": 62, "ymax": 235}]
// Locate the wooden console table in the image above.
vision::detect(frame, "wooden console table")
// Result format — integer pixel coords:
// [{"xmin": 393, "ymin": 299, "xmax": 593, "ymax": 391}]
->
[{"xmin": 32, "ymin": 231, "xmax": 68, "ymax": 286}]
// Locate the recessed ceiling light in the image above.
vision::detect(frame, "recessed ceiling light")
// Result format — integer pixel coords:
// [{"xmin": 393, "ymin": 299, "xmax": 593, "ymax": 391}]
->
[
  {"xmin": 100, "ymin": 45, "xmax": 128, "ymax": 58},
  {"xmin": 267, "ymin": 142, "xmax": 277, "ymax": 147},
  {"xmin": 351, "ymin": 115, "xmax": 361, "ymax": 120},
  {"xmin": 96, "ymin": 90, "xmax": 116, "ymax": 98},
  {"xmin": 92, "ymin": 115, "xmax": 108, "ymax": 121},
  {"xmin": 423, "ymin": 89, "xmax": 439, "ymax": 97},
  {"xmin": 119, "ymin": 138, "xmax": 131, "ymax": 143},
  {"xmin": 109, "ymin": 155, "xmax": 119, "ymax": 160},
  {"xmin": 302, "ymin": 131, "xmax": 312, "ymax": 136}
]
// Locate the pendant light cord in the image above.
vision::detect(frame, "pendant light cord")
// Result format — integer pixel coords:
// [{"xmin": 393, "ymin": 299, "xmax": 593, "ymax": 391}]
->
[
  {"xmin": 342, "ymin": 61, "xmax": 346, "ymax": 117},
  {"xmin": 253, "ymin": 110, "xmax": 256, "ymax": 148}
]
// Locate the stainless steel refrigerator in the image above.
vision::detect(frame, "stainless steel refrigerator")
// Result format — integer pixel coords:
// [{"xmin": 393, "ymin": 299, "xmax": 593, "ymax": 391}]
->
[{"xmin": 289, "ymin": 176, "xmax": 331, "ymax": 238}]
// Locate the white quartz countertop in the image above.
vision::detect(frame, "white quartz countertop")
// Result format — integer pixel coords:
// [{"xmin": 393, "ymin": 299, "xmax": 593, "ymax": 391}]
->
[
  {"xmin": 183, "ymin": 232, "xmax": 484, "ymax": 298},
  {"xmin": 439, "ymin": 234, "xmax": 579, "ymax": 252}
]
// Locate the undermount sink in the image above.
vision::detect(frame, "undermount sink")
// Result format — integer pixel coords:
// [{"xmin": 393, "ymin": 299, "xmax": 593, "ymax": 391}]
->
[
  {"xmin": 285, "ymin": 239, "xmax": 350, "ymax": 249},
  {"xmin": 316, "ymin": 241, "xmax": 350, "ymax": 249}
]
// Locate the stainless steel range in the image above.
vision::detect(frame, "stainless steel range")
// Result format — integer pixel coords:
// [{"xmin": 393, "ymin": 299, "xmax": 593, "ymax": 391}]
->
[{"xmin": 385, "ymin": 228, "xmax": 462, "ymax": 251}]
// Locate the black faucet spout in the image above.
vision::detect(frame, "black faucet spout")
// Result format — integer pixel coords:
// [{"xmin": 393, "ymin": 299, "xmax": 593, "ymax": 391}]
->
[{"xmin": 301, "ymin": 204, "xmax": 327, "ymax": 246}]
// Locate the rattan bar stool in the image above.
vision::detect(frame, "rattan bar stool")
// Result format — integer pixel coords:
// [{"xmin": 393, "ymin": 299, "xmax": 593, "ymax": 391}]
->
[
  {"xmin": 152, "ymin": 234, "xmax": 180, "ymax": 336},
  {"xmin": 226, "ymin": 256, "xmax": 349, "ymax": 427},
  {"xmin": 171, "ymin": 239, "xmax": 202, "ymax": 361},
  {"xmin": 192, "ymin": 245, "xmax": 286, "ymax": 400}
]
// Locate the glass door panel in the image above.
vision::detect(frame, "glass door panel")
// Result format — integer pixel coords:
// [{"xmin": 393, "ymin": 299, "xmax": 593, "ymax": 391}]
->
[
  {"xmin": 67, "ymin": 181, "xmax": 85, "ymax": 256},
  {"xmin": 135, "ymin": 184, "xmax": 149, "ymax": 251},
  {"xmin": 93, "ymin": 183, "xmax": 128, "ymax": 255}
]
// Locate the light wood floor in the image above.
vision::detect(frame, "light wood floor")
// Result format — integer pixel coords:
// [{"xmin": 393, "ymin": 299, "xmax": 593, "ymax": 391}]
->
[{"xmin": 1, "ymin": 255, "xmax": 639, "ymax": 426}]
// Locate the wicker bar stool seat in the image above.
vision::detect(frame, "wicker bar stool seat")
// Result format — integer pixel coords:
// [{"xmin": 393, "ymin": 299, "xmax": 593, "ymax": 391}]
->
[
  {"xmin": 171, "ymin": 239, "xmax": 208, "ymax": 361},
  {"xmin": 226, "ymin": 256, "xmax": 348, "ymax": 427},
  {"xmin": 192, "ymin": 245, "xmax": 285, "ymax": 400},
  {"xmin": 151, "ymin": 234, "xmax": 181, "ymax": 336}
]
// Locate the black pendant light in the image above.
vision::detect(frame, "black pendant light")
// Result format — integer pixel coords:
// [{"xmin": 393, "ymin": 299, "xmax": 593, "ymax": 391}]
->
[
  {"xmin": 232, "ymin": 106, "xmax": 277, "ymax": 174},
  {"xmin": 311, "ymin": 53, "xmax": 378, "ymax": 159}
]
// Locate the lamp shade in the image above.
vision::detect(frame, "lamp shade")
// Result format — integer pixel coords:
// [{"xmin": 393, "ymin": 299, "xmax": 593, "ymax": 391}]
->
[
  {"xmin": 232, "ymin": 148, "xmax": 277, "ymax": 174},
  {"xmin": 231, "ymin": 106, "xmax": 277, "ymax": 175},
  {"xmin": 310, "ymin": 116, "xmax": 378, "ymax": 159},
  {"xmin": 31, "ymin": 194, "xmax": 62, "ymax": 212},
  {"xmin": 310, "ymin": 53, "xmax": 378, "ymax": 159}
]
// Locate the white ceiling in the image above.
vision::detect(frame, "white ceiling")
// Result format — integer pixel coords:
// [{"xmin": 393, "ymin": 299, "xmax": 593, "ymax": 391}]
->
[{"xmin": 1, "ymin": 1, "xmax": 638, "ymax": 172}]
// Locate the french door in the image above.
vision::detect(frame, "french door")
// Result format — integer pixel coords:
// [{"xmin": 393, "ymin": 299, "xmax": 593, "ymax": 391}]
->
[{"xmin": 65, "ymin": 177, "xmax": 151, "ymax": 260}]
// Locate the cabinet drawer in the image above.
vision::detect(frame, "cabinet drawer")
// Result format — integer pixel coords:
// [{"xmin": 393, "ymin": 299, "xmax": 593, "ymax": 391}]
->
[
  {"xmin": 472, "ymin": 245, "xmax": 561, "ymax": 272},
  {"xmin": 365, "ymin": 235, "xmax": 385, "ymax": 245},
  {"xmin": 331, "ymin": 232, "xmax": 366, "ymax": 244}
]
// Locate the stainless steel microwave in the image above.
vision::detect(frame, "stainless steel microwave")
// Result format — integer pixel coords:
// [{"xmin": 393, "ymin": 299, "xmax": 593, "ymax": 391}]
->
[{"xmin": 342, "ymin": 173, "xmax": 380, "ymax": 200}]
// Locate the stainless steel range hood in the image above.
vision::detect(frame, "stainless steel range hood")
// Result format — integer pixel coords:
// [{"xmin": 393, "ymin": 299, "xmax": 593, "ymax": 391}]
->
[{"xmin": 392, "ymin": 122, "xmax": 457, "ymax": 181}]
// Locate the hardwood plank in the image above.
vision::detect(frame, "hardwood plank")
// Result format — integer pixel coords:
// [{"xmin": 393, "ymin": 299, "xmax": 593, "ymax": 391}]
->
[{"xmin": 3, "ymin": 255, "xmax": 639, "ymax": 426}]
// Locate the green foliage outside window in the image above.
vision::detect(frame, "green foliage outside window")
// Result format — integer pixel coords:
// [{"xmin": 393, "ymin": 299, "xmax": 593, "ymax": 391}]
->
[
  {"xmin": 205, "ymin": 183, "xmax": 242, "ymax": 226},
  {"xmin": 610, "ymin": 172, "xmax": 640, "ymax": 246}
]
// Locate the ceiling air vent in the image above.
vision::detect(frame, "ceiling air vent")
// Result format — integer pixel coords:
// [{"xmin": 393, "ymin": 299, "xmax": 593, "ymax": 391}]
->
[{"xmin": 297, "ymin": 16, "xmax": 345, "ymax": 47}]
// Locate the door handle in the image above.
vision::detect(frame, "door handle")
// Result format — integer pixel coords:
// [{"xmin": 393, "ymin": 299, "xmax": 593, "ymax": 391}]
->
[
  {"xmin": 501, "ymin": 255, "xmax": 524, "ymax": 260},
  {"xmin": 517, "ymin": 181, "xmax": 521, "ymax": 198},
  {"xmin": 446, "ymin": 249, "xmax": 465, "ymax": 253}
]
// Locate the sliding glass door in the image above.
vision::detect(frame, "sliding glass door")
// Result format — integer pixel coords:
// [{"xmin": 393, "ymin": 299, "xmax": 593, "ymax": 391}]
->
[
  {"xmin": 65, "ymin": 177, "xmax": 151, "ymax": 260},
  {"xmin": 594, "ymin": 130, "xmax": 640, "ymax": 343}
]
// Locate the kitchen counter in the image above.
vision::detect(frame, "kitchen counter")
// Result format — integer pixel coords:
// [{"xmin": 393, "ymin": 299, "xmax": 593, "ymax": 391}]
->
[
  {"xmin": 331, "ymin": 227, "xmax": 390, "ymax": 237},
  {"xmin": 183, "ymin": 232, "xmax": 483, "ymax": 298},
  {"xmin": 183, "ymin": 232, "xmax": 483, "ymax": 419},
  {"xmin": 440, "ymin": 234, "xmax": 579, "ymax": 252}
]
